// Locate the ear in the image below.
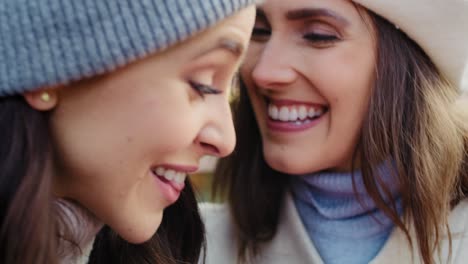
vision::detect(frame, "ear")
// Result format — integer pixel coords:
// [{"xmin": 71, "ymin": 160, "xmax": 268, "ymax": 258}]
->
[{"xmin": 23, "ymin": 88, "xmax": 59, "ymax": 111}]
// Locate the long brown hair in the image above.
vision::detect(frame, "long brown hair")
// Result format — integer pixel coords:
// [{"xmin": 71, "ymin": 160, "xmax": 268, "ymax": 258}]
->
[
  {"xmin": 0, "ymin": 96, "xmax": 56, "ymax": 263},
  {"xmin": 0, "ymin": 96, "xmax": 206, "ymax": 264},
  {"xmin": 213, "ymin": 10, "xmax": 468, "ymax": 264}
]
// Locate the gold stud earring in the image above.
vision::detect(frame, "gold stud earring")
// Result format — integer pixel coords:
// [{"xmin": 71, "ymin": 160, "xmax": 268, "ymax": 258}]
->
[{"xmin": 40, "ymin": 92, "xmax": 50, "ymax": 102}]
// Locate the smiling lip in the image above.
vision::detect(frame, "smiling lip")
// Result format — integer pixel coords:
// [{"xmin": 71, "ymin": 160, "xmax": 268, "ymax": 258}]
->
[
  {"xmin": 152, "ymin": 164, "xmax": 198, "ymax": 203},
  {"xmin": 265, "ymin": 98, "xmax": 327, "ymax": 132},
  {"xmin": 154, "ymin": 175, "xmax": 181, "ymax": 204},
  {"xmin": 159, "ymin": 164, "xmax": 199, "ymax": 174}
]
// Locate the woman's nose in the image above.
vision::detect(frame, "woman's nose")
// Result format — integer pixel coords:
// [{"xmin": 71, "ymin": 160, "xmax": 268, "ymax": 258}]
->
[
  {"xmin": 195, "ymin": 99, "xmax": 236, "ymax": 158},
  {"xmin": 251, "ymin": 40, "xmax": 297, "ymax": 89}
]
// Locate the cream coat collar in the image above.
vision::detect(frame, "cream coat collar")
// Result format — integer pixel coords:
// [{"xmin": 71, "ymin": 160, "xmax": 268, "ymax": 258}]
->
[{"xmin": 201, "ymin": 193, "xmax": 468, "ymax": 264}]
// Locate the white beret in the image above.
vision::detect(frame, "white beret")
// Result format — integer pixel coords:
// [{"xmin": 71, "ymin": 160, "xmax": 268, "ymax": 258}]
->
[{"xmin": 354, "ymin": 0, "xmax": 468, "ymax": 92}]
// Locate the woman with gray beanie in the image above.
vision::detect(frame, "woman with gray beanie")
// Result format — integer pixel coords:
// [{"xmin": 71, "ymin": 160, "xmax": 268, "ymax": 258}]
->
[
  {"xmin": 203, "ymin": 0, "xmax": 468, "ymax": 263},
  {"xmin": 0, "ymin": 0, "xmax": 258, "ymax": 263}
]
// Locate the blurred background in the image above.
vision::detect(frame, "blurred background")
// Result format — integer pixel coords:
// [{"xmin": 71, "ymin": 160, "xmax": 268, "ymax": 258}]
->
[{"xmin": 191, "ymin": 156, "xmax": 218, "ymax": 202}]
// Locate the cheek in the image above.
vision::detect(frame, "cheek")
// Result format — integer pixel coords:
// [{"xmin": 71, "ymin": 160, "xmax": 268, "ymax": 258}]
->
[
  {"xmin": 141, "ymin": 98, "xmax": 203, "ymax": 154},
  {"xmin": 278, "ymin": 51, "xmax": 374, "ymax": 171},
  {"xmin": 50, "ymin": 90, "xmax": 197, "ymax": 196},
  {"xmin": 325, "ymin": 67, "xmax": 374, "ymax": 168},
  {"xmin": 332, "ymin": 60, "xmax": 373, "ymax": 131},
  {"xmin": 104, "ymin": 94, "xmax": 197, "ymax": 155},
  {"xmin": 308, "ymin": 45, "xmax": 374, "ymax": 126}
]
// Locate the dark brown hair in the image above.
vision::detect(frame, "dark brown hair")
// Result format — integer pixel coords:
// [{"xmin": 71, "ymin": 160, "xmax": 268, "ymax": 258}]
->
[
  {"xmin": 0, "ymin": 96, "xmax": 56, "ymax": 263},
  {"xmin": 213, "ymin": 10, "xmax": 468, "ymax": 264},
  {"xmin": 0, "ymin": 96, "xmax": 205, "ymax": 264}
]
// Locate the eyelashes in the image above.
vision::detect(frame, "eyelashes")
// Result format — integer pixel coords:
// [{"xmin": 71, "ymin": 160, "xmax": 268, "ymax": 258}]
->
[
  {"xmin": 252, "ymin": 27, "xmax": 271, "ymax": 36},
  {"xmin": 189, "ymin": 80, "xmax": 222, "ymax": 98},
  {"xmin": 303, "ymin": 33, "xmax": 339, "ymax": 43},
  {"xmin": 251, "ymin": 27, "xmax": 339, "ymax": 45},
  {"xmin": 251, "ymin": 27, "xmax": 271, "ymax": 42}
]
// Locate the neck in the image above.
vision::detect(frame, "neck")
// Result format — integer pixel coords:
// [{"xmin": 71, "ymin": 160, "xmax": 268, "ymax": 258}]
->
[{"xmin": 54, "ymin": 198, "xmax": 103, "ymax": 262}]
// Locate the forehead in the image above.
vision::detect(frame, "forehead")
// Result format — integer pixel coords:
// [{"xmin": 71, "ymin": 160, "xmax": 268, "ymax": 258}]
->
[{"xmin": 257, "ymin": 0, "xmax": 363, "ymax": 22}]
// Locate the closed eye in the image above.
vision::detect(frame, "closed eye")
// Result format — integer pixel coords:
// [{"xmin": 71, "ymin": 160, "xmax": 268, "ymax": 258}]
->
[
  {"xmin": 251, "ymin": 27, "xmax": 271, "ymax": 41},
  {"xmin": 189, "ymin": 81, "xmax": 222, "ymax": 98},
  {"xmin": 304, "ymin": 33, "xmax": 339, "ymax": 43},
  {"xmin": 252, "ymin": 27, "xmax": 271, "ymax": 36}
]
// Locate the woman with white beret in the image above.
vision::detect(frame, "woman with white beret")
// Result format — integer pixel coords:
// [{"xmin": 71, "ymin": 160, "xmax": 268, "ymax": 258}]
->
[
  {"xmin": 202, "ymin": 0, "xmax": 468, "ymax": 263},
  {"xmin": 0, "ymin": 0, "xmax": 260, "ymax": 263}
]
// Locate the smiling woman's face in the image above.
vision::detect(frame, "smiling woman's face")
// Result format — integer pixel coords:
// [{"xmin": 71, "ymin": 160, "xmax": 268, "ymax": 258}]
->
[
  {"xmin": 241, "ymin": 0, "xmax": 376, "ymax": 175},
  {"xmin": 44, "ymin": 6, "xmax": 255, "ymax": 244}
]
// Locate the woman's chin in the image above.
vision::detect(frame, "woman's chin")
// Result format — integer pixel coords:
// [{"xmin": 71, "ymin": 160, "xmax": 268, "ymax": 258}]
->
[
  {"xmin": 113, "ymin": 213, "xmax": 163, "ymax": 244},
  {"xmin": 267, "ymin": 159, "xmax": 308, "ymax": 175},
  {"xmin": 265, "ymin": 154, "xmax": 315, "ymax": 175}
]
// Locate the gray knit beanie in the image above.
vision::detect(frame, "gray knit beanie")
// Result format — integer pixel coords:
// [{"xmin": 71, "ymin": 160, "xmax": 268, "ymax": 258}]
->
[{"xmin": 0, "ymin": 0, "xmax": 259, "ymax": 96}]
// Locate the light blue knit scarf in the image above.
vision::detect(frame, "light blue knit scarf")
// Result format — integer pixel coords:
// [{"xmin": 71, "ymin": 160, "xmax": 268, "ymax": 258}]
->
[{"xmin": 290, "ymin": 162, "xmax": 402, "ymax": 264}]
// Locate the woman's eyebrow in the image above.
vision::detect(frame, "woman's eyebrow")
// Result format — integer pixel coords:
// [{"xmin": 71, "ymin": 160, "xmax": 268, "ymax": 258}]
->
[
  {"xmin": 196, "ymin": 37, "xmax": 245, "ymax": 59},
  {"xmin": 285, "ymin": 7, "xmax": 349, "ymax": 26},
  {"xmin": 219, "ymin": 38, "xmax": 244, "ymax": 57}
]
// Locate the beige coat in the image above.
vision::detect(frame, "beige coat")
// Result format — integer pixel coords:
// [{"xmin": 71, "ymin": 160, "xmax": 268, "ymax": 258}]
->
[{"xmin": 200, "ymin": 193, "xmax": 468, "ymax": 264}]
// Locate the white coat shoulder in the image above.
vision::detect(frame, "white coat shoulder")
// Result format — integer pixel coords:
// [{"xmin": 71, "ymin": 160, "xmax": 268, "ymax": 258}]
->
[{"xmin": 199, "ymin": 203, "xmax": 239, "ymax": 264}]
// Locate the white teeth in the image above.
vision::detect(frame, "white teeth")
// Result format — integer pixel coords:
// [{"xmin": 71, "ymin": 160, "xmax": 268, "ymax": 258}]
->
[
  {"xmin": 164, "ymin": 170, "xmax": 176, "ymax": 180},
  {"xmin": 308, "ymin": 108, "xmax": 316, "ymax": 118},
  {"xmin": 174, "ymin": 173, "xmax": 186, "ymax": 183},
  {"xmin": 267, "ymin": 103, "xmax": 325, "ymax": 122},
  {"xmin": 272, "ymin": 106, "xmax": 279, "ymax": 119},
  {"xmin": 298, "ymin": 106, "xmax": 307, "ymax": 120},
  {"xmin": 279, "ymin": 107, "xmax": 289, "ymax": 121},
  {"xmin": 156, "ymin": 167, "xmax": 165, "ymax": 176},
  {"xmin": 269, "ymin": 105, "xmax": 279, "ymax": 120},
  {"xmin": 315, "ymin": 108, "xmax": 323, "ymax": 116},
  {"xmin": 154, "ymin": 166, "xmax": 187, "ymax": 184},
  {"xmin": 289, "ymin": 108, "xmax": 298, "ymax": 121}
]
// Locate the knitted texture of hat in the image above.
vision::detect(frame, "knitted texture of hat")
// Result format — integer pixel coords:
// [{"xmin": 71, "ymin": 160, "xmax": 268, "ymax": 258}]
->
[
  {"xmin": 0, "ymin": 0, "xmax": 258, "ymax": 96},
  {"xmin": 354, "ymin": 0, "xmax": 468, "ymax": 92}
]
